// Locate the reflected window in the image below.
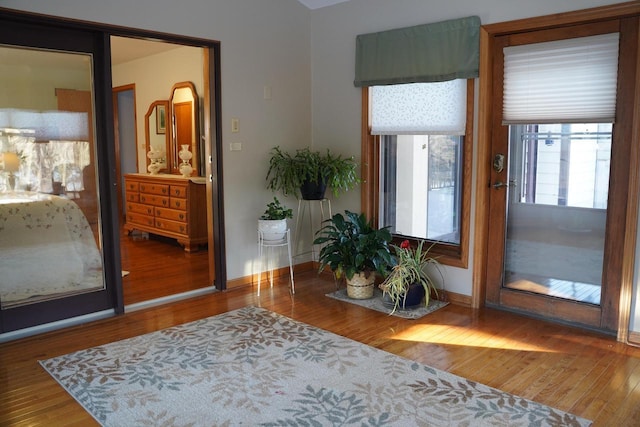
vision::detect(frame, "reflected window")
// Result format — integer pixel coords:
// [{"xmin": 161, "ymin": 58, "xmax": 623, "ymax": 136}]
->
[
  {"xmin": 513, "ymin": 123, "xmax": 612, "ymax": 209},
  {"xmin": 0, "ymin": 45, "xmax": 104, "ymax": 309}
]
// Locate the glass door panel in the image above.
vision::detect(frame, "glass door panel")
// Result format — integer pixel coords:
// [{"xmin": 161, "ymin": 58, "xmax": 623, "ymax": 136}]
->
[
  {"xmin": 0, "ymin": 45, "xmax": 106, "ymax": 325},
  {"xmin": 503, "ymin": 123, "xmax": 610, "ymax": 305}
]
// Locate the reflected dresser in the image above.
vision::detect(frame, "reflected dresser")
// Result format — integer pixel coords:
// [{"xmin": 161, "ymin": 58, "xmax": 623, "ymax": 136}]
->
[{"xmin": 123, "ymin": 173, "xmax": 207, "ymax": 252}]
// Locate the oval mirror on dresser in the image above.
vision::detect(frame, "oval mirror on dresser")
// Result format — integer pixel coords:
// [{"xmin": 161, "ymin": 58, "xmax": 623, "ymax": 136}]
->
[
  {"xmin": 168, "ymin": 81, "xmax": 199, "ymax": 176},
  {"xmin": 144, "ymin": 100, "xmax": 170, "ymax": 174}
]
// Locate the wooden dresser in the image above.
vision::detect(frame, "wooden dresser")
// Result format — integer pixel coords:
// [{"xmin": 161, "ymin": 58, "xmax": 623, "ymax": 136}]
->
[{"xmin": 123, "ymin": 173, "xmax": 207, "ymax": 252}]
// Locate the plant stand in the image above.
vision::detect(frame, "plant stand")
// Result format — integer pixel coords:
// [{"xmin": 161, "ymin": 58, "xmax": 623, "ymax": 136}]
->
[
  {"xmin": 257, "ymin": 229, "xmax": 295, "ymax": 296},
  {"xmin": 293, "ymin": 198, "xmax": 331, "ymax": 260}
]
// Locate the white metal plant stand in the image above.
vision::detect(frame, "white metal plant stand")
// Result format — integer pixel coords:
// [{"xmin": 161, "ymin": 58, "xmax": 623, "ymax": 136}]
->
[
  {"xmin": 294, "ymin": 198, "xmax": 332, "ymax": 260},
  {"xmin": 257, "ymin": 229, "xmax": 295, "ymax": 296}
]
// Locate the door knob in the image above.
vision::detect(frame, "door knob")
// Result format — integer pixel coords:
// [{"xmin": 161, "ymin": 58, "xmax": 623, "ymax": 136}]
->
[{"xmin": 492, "ymin": 180, "xmax": 516, "ymax": 189}]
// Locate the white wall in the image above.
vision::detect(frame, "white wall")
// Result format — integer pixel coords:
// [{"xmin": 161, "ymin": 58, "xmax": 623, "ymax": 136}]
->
[
  {"xmin": 2, "ymin": 0, "xmax": 636, "ymax": 309},
  {"xmin": 0, "ymin": 0, "xmax": 312, "ymax": 281},
  {"xmin": 307, "ymin": 0, "xmax": 626, "ymax": 297},
  {"xmin": 112, "ymin": 45, "xmax": 204, "ymax": 172}
]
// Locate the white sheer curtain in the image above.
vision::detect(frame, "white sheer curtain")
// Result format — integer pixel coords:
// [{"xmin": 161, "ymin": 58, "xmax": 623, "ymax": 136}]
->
[
  {"xmin": 1, "ymin": 132, "xmax": 90, "ymax": 193},
  {"xmin": 370, "ymin": 80, "xmax": 467, "ymax": 135}
]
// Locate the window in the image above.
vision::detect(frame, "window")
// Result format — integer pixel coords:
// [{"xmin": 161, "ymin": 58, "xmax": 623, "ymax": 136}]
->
[
  {"xmin": 513, "ymin": 123, "xmax": 611, "ymax": 209},
  {"xmin": 362, "ymin": 80, "xmax": 473, "ymax": 267},
  {"xmin": 356, "ymin": 17, "xmax": 479, "ymax": 267}
]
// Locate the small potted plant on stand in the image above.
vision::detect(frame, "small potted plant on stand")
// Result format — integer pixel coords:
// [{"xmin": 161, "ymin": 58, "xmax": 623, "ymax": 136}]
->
[
  {"xmin": 379, "ymin": 239, "xmax": 443, "ymax": 313},
  {"xmin": 314, "ymin": 211, "xmax": 394, "ymax": 299},
  {"xmin": 258, "ymin": 197, "xmax": 293, "ymax": 241}
]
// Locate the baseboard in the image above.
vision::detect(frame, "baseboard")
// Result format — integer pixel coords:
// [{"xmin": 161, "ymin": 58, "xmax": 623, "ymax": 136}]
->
[
  {"xmin": 629, "ymin": 331, "xmax": 640, "ymax": 345},
  {"xmin": 224, "ymin": 265, "xmax": 472, "ymax": 308},
  {"xmin": 442, "ymin": 290, "xmax": 472, "ymax": 307},
  {"xmin": 226, "ymin": 261, "xmax": 316, "ymax": 290}
]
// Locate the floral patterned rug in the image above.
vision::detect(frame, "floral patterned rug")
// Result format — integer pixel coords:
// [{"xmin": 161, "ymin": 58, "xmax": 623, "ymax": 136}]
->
[{"xmin": 40, "ymin": 306, "xmax": 591, "ymax": 426}]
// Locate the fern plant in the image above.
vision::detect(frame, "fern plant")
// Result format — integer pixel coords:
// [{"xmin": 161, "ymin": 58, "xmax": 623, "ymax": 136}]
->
[{"xmin": 266, "ymin": 146, "xmax": 360, "ymax": 199}]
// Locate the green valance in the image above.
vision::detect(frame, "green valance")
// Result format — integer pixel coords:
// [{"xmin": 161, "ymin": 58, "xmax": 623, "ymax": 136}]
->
[{"xmin": 354, "ymin": 16, "xmax": 480, "ymax": 87}]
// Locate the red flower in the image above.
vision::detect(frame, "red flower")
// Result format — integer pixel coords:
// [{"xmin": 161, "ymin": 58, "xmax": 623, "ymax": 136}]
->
[{"xmin": 400, "ymin": 240, "xmax": 410, "ymax": 249}]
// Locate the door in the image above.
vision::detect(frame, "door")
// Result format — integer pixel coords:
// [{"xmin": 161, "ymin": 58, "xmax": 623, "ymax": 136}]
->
[
  {"xmin": 0, "ymin": 21, "xmax": 119, "ymax": 332},
  {"xmin": 113, "ymin": 85, "xmax": 138, "ymax": 219},
  {"xmin": 484, "ymin": 20, "xmax": 639, "ymax": 331}
]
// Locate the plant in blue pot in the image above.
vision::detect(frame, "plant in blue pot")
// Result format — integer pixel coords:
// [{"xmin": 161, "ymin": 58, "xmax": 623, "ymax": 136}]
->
[{"xmin": 379, "ymin": 239, "xmax": 443, "ymax": 313}]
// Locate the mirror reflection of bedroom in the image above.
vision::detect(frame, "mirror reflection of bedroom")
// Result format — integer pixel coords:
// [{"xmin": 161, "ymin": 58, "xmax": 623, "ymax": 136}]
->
[
  {"xmin": 111, "ymin": 37, "xmax": 212, "ymax": 306},
  {"xmin": 0, "ymin": 47, "xmax": 105, "ymax": 312},
  {"xmin": 0, "ymin": 37, "xmax": 212, "ymax": 315}
]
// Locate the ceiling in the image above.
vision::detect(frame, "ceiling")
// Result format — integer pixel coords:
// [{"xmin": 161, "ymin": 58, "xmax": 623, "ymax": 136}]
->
[
  {"xmin": 297, "ymin": 0, "xmax": 349, "ymax": 9},
  {"xmin": 110, "ymin": 37, "xmax": 184, "ymax": 65}
]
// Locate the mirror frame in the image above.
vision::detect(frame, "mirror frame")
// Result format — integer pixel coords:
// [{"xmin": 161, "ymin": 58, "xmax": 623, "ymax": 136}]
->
[
  {"xmin": 144, "ymin": 100, "xmax": 170, "ymax": 173},
  {"xmin": 169, "ymin": 81, "xmax": 199, "ymax": 175}
]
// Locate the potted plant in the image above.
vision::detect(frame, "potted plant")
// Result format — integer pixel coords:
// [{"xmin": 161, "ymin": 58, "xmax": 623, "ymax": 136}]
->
[
  {"xmin": 265, "ymin": 146, "xmax": 359, "ymax": 200},
  {"xmin": 258, "ymin": 197, "xmax": 293, "ymax": 241},
  {"xmin": 379, "ymin": 239, "xmax": 443, "ymax": 313},
  {"xmin": 314, "ymin": 211, "xmax": 394, "ymax": 299}
]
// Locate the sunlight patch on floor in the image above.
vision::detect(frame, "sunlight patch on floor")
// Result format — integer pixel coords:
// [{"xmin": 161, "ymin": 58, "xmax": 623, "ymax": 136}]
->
[{"xmin": 389, "ymin": 324, "xmax": 561, "ymax": 353}]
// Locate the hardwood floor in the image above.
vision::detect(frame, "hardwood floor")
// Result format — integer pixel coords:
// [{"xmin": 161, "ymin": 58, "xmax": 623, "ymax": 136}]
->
[
  {"xmin": 2, "ymin": 270, "xmax": 640, "ymax": 425},
  {"xmin": 120, "ymin": 228, "xmax": 211, "ymax": 305}
]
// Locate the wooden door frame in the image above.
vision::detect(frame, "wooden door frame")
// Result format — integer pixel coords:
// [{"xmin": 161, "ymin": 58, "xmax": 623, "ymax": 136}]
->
[
  {"xmin": 112, "ymin": 83, "xmax": 137, "ymax": 219},
  {"xmin": 0, "ymin": 7, "xmax": 227, "ymax": 294},
  {"xmin": 473, "ymin": 1, "xmax": 640, "ymax": 340}
]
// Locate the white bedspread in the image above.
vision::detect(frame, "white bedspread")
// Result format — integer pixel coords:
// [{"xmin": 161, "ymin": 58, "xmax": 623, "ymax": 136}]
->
[{"xmin": 0, "ymin": 192, "xmax": 104, "ymax": 307}]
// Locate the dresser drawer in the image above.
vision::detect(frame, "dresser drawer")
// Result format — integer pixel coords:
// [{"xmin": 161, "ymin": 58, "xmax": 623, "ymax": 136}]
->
[
  {"xmin": 169, "ymin": 197, "xmax": 187, "ymax": 210},
  {"xmin": 155, "ymin": 206, "xmax": 187, "ymax": 222},
  {"xmin": 125, "ymin": 192, "xmax": 139, "ymax": 203},
  {"xmin": 155, "ymin": 218, "xmax": 188, "ymax": 235},
  {"xmin": 125, "ymin": 181, "xmax": 139, "ymax": 192},
  {"xmin": 170, "ymin": 185, "xmax": 187, "ymax": 198},
  {"xmin": 127, "ymin": 212, "xmax": 154, "ymax": 227},
  {"xmin": 139, "ymin": 183, "xmax": 169, "ymax": 196},
  {"xmin": 139, "ymin": 194, "xmax": 170, "ymax": 207},
  {"xmin": 127, "ymin": 202, "xmax": 154, "ymax": 216}
]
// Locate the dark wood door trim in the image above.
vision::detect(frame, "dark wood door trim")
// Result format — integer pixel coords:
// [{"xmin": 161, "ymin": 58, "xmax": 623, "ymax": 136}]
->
[{"xmin": 474, "ymin": 2, "xmax": 640, "ymax": 337}]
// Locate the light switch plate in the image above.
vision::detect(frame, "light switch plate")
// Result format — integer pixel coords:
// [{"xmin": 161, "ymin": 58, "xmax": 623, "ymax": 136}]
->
[{"xmin": 231, "ymin": 118, "xmax": 239, "ymax": 133}]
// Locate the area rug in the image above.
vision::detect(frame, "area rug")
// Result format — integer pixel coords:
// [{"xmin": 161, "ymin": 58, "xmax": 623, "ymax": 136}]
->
[
  {"xmin": 40, "ymin": 306, "xmax": 590, "ymax": 426},
  {"xmin": 327, "ymin": 288, "xmax": 450, "ymax": 319}
]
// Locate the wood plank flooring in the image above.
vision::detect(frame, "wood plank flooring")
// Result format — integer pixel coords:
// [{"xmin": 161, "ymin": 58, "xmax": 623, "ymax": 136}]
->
[
  {"xmin": 2, "ymin": 274, "xmax": 640, "ymax": 425},
  {"xmin": 120, "ymin": 229, "xmax": 211, "ymax": 304}
]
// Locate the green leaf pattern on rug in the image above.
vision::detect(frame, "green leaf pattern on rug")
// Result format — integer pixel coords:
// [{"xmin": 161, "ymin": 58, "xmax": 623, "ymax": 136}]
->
[{"xmin": 40, "ymin": 306, "xmax": 592, "ymax": 426}]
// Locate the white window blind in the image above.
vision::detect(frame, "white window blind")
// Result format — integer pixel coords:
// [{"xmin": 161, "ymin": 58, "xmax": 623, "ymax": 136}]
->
[
  {"xmin": 371, "ymin": 80, "xmax": 467, "ymax": 135},
  {"xmin": 503, "ymin": 33, "xmax": 619, "ymax": 124}
]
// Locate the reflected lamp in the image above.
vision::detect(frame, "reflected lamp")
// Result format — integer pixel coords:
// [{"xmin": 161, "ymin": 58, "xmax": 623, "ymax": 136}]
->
[{"xmin": 1, "ymin": 152, "xmax": 20, "ymax": 190}]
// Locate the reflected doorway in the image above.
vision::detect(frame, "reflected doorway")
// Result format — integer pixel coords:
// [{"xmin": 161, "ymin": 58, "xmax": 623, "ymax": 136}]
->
[{"xmin": 111, "ymin": 36, "xmax": 213, "ymax": 305}]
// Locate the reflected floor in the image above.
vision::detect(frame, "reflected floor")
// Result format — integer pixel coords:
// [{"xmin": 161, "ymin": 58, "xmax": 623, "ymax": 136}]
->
[{"xmin": 504, "ymin": 271, "xmax": 601, "ymax": 305}]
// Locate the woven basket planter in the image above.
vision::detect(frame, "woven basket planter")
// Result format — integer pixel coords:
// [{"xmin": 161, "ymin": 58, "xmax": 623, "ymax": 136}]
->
[{"xmin": 346, "ymin": 272, "xmax": 375, "ymax": 299}]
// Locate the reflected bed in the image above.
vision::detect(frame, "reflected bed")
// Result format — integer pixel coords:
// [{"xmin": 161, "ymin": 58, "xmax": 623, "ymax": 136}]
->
[{"xmin": 0, "ymin": 192, "xmax": 103, "ymax": 308}]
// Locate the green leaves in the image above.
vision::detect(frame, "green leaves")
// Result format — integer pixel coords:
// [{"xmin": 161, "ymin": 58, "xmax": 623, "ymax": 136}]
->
[
  {"xmin": 260, "ymin": 196, "xmax": 293, "ymax": 220},
  {"xmin": 314, "ymin": 211, "xmax": 393, "ymax": 280},
  {"xmin": 265, "ymin": 146, "xmax": 360, "ymax": 198},
  {"xmin": 379, "ymin": 239, "xmax": 444, "ymax": 313}
]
